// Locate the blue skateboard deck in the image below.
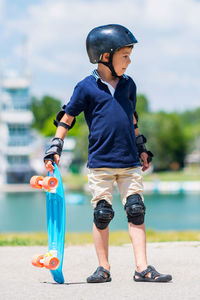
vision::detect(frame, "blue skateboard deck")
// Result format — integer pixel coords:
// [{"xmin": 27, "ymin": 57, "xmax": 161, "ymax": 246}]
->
[{"xmin": 47, "ymin": 164, "xmax": 66, "ymax": 284}]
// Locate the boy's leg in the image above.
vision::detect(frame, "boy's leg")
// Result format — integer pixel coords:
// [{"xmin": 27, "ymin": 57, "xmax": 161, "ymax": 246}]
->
[
  {"xmin": 117, "ymin": 168, "xmax": 172, "ymax": 282},
  {"xmin": 129, "ymin": 222, "xmax": 172, "ymax": 280},
  {"xmin": 93, "ymin": 223, "xmax": 110, "ymax": 271},
  {"xmin": 87, "ymin": 168, "xmax": 115, "ymax": 282},
  {"xmin": 116, "ymin": 168, "xmax": 148, "ymax": 272},
  {"xmin": 128, "ymin": 222, "xmax": 148, "ymax": 273}
]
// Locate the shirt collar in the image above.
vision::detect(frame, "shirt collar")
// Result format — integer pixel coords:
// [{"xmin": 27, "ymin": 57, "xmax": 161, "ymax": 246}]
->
[{"xmin": 91, "ymin": 69, "xmax": 129, "ymax": 81}]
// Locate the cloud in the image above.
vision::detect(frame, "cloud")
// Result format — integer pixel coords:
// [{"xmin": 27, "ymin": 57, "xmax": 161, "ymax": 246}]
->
[
  {"xmin": 0, "ymin": 0, "xmax": 4, "ymax": 21},
  {"xmin": 2, "ymin": 0, "xmax": 200, "ymax": 111}
]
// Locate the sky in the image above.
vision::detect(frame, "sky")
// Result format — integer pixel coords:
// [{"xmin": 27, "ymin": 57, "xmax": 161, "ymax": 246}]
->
[{"xmin": 0, "ymin": 0, "xmax": 199, "ymax": 112}]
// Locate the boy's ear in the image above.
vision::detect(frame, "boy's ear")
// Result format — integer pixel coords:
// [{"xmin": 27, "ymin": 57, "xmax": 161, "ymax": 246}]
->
[{"xmin": 102, "ymin": 53, "xmax": 110, "ymax": 62}]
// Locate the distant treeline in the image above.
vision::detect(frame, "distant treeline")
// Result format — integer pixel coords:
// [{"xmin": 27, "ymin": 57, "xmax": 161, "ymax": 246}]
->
[{"xmin": 31, "ymin": 95, "xmax": 200, "ymax": 171}]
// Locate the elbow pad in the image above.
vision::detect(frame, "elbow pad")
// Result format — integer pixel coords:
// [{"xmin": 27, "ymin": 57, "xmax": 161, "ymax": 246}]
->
[{"xmin": 54, "ymin": 105, "xmax": 76, "ymax": 130}]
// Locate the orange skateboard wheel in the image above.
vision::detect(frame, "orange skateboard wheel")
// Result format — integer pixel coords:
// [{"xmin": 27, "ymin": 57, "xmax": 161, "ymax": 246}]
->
[
  {"xmin": 42, "ymin": 177, "xmax": 58, "ymax": 190},
  {"xmin": 44, "ymin": 256, "xmax": 60, "ymax": 270},
  {"xmin": 30, "ymin": 176, "xmax": 44, "ymax": 189},
  {"xmin": 32, "ymin": 254, "xmax": 45, "ymax": 267}
]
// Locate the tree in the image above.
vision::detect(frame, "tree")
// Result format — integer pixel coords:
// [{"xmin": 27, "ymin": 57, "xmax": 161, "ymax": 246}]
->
[
  {"xmin": 42, "ymin": 115, "xmax": 57, "ymax": 137},
  {"xmin": 178, "ymin": 107, "xmax": 200, "ymax": 152},
  {"xmin": 136, "ymin": 94, "xmax": 149, "ymax": 116},
  {"xmin": 179, "ymin": 107, "xmax": 200, "ymax": 126},
  {"xmin": 139, "ymin": 112, "xmax": 188, "ymax": 171},
  {"xmin": 31, "ymin": 95, "xmax": 61, "ymax": 133},
  {"xmin": 69, "ymin": 112, "xmax": 89, "ymax": 170}
]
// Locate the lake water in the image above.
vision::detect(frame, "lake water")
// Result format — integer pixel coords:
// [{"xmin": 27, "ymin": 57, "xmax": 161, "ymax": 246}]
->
[{"xmin": 0, "ymin": 191, "xmax": 200, "ymax": 232}]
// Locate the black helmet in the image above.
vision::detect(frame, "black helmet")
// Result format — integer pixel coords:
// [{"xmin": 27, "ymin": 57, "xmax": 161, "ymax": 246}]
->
[{"xmin": 86, "ymin": 24, "xmax": 138, "ymax": 64}]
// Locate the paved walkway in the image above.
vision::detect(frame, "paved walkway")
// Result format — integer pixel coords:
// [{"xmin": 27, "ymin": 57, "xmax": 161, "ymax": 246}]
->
[{"xmin": 1, "ymin": 242, "xmax": 200, "ymax": 300}]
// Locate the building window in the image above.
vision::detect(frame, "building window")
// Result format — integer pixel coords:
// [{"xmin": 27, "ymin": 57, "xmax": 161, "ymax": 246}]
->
[
  {"xmin": 3, "ymin": 88, "xmax": 30, "ymax": 110},
  {"xmin": 8, "ymin": 124, "xmax": 30, "ymax": 136},
  {"xmin": 7, "ymin": 155, "xmax": 29, "ymax": 165}
]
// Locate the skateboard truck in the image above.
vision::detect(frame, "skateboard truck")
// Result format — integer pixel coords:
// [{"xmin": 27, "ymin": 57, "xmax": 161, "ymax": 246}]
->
[
  {"xmin": 30, "ymin": 175, "xmax": 58, "ymax": 191},
  {"xmin": 32, "ymin": 250, "xmax": 60, "ymax": 270}
]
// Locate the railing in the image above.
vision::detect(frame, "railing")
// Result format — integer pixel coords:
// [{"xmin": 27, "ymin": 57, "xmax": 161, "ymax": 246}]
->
[
  {"xmin": 1, "ymin": 95, "xmax": 30, "ymax": 111},
  {"xmin": 2, "ymin": 104, "xmax": 30, "ymax": 111},
  {"xmin": 8, "ymin": 136, "xmax": 32, "ymax": 146}
]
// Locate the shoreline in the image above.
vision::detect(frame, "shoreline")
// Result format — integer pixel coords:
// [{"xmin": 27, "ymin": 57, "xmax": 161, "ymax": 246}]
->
[{"xmin": 1, "ymin": 180, "xmax": 200, "ymax": 193}]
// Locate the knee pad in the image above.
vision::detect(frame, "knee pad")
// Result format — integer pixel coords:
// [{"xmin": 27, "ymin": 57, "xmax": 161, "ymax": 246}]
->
[
  {"xmin": 124, "ymin": 194, "xmax": 146, "ymax": 225},
  {"xmin": 94, "ymin": 200, "xmax": 114, "ymax": 230}
]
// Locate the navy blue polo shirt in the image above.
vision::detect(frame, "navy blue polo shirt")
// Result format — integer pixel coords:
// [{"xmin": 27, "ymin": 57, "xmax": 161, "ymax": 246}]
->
[{"xmin": 64, "ymin": 70, "xmax": 141, "ymax": 168}]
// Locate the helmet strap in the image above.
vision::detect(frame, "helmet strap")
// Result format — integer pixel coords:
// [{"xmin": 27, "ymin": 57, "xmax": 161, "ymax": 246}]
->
[{"xmin": 99, "ymin": 52, "xmax": 121, "ymax": 78}]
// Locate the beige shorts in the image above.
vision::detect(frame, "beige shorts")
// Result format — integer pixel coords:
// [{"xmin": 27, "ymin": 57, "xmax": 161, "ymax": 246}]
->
[{"xmin": 87, "ymin": 167, "xmax": 144, "ymax": 208}]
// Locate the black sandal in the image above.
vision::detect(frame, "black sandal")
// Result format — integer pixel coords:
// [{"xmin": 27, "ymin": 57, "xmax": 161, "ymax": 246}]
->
[
  {"xmin": 87, "ymin": 266, "xmax": 112, "ymax": 283},
  {"xmin": 134, "ymin": 265, "xmax": 172, "ymax": 282}
]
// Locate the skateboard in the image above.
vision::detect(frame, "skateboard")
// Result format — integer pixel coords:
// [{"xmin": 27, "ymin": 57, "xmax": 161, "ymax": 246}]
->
[{"xmin": 30, "ymin": 164, "xmax": 66, "ymax": 284}]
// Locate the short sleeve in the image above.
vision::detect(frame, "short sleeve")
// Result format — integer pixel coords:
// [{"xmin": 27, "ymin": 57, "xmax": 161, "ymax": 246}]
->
[{"xmin": 64, "ymin": 84, "xmax": 88, "ymax": 117}]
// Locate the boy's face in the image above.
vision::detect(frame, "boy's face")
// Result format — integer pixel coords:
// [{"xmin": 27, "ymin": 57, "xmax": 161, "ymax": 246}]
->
[{"xmin": 112, "ymin": 46, "xmax": 132, "ymax": 76}]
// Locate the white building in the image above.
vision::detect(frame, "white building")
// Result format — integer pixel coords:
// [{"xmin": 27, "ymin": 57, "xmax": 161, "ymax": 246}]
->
[{"xmin": 0, "ymin": 73, "xmax": 35, "ymax": 183}]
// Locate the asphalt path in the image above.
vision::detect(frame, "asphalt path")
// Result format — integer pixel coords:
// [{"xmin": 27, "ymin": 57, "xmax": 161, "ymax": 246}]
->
[{"xmin": 1, "ymin": 242, "xmax": 200, "ymax": 300}]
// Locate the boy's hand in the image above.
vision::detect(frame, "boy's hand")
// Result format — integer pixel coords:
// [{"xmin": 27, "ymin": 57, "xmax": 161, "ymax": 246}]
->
[
  {"xmin": 44, "ymin": 154, "xmax": 60, "ymax": 173},
  {"xmin": 140, "ymin": 152, "xmax": 151, "ymax": 172}
]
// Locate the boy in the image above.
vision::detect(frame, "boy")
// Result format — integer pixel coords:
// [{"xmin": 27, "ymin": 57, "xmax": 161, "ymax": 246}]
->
[{"xmin": 44, "ymin": 24, "xmax": 172, "ymax": 283}]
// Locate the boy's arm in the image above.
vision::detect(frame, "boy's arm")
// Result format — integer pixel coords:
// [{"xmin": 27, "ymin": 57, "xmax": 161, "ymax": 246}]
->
[
  {"xmin": 45, "ymin": 113, "xmax": 74, "ymax": 173},
  {"xmin": 133, "ymin": 114, "xmax": 151, "ymax": 172}
]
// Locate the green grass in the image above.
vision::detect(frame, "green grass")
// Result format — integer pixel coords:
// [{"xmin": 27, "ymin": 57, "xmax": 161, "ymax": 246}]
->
[
  {"xmin": 63, "ymin": 170, "xmax": 200, "ymax": 190},
  {"xmin": 143, "ymin": 170, "xmax": 200, "ymax": 182},
  {"xmin": 0, "ymin": 230, "xmax": 200, "ymax": 246},
  {"xmin": 63, "ymin": 173, "xmax": 87, "ymax": 191},
  {"xmin": 0, "ymin": 233, "xmax": 48, "ymax": 246}
]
